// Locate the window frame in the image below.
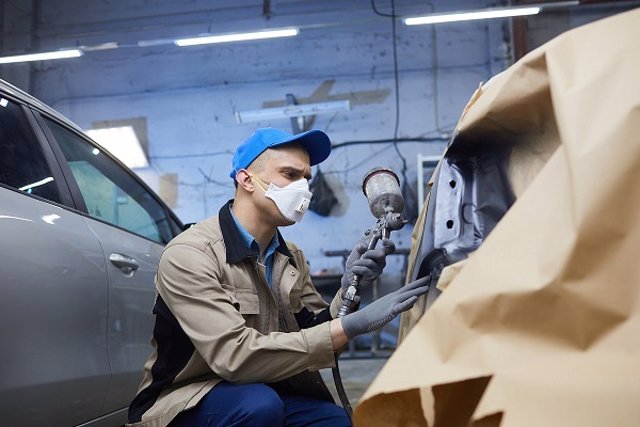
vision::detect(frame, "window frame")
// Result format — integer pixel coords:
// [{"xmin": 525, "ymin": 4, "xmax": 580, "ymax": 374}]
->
[
  {"xmin": 30, "ymin": 108, "xmax": 183, "ymax": 245},
  {"xmin": 0, "ymin": 92, "xmax": 75, "ymax": 209}
]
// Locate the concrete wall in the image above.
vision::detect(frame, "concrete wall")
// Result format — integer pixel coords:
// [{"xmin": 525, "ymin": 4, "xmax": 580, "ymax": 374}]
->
[{"xmin": 1, "ymin": 0, "xmax": 636, "ymax": 279}]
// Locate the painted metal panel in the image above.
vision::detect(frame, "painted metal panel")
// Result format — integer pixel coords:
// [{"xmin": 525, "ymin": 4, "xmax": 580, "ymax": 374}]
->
[
  {"xmin": 0, "ymin": 189, "xmax": 110, "ymax": 425},
  {"xmin": 82, "ymin": 217, "xmax": 161, "ymax": 414}
]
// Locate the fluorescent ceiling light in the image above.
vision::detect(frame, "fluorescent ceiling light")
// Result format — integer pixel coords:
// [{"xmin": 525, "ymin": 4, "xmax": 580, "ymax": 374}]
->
[
  {"xmin": 176, "ymin": 28, "xmax": 299, "ymax": 46},
  {"xmin": 86, "ymin": 126, "xmax": 149, "ymax": 169},
  {"xmin": 404, "ymin": 6, "xmax": 541, "ymax": 26},
  {"xmin": 236, "ymin": 100, "xmax": 350, "ymax": 124},
  {"xmin": 0, "ymin": 48, "xmax": 82, "ymax": 64}
]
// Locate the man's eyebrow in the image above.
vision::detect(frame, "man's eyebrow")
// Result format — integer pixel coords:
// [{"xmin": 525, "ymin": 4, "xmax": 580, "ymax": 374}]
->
[{"xmin": 280, "ymin": 166, "xmax": 312, "ymax": 178}]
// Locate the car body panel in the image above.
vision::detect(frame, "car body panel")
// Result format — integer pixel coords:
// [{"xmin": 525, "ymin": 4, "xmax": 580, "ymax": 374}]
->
[
  {"xmin": 84, "ymin": 217, "xmax": 162, "ymax": 413},
  {"xmin": 0, "ymin": 187, "xmax": 111, "ymax": 425},
  {"xmin": 409, "ymin": 138, "xmax": 515, "ymax": 311},
  {"xmin": 0, "ymin": 78, "xmax": 183, "ymax": 425}
]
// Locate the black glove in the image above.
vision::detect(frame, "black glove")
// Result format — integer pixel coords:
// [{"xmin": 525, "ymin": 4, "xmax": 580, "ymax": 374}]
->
[
  {"xmin": 341, "ymin": 275, "xmax": 430, "ymax": 339},
  {"xmin": 341, "ymin": 237, "xmax": 396, "ymax": 292}
]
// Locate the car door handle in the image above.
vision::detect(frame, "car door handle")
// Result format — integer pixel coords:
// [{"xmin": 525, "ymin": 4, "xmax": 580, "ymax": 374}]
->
[{"xmin": 109, "ymin": 253, "xmax": 139, "ymax": 274}]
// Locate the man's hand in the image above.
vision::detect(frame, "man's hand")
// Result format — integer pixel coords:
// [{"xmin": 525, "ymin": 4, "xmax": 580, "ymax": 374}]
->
[
  {"xmin": 340, "ymin": 275, "xmax": 430, "ymax": 339},
  {"xmin": 341, "ymin": 237, "xmax": 396, "ymax": 293}
]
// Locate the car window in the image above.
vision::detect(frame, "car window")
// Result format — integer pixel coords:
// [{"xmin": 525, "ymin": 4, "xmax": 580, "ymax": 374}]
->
[
  {"xmin": 43, "ymin": 118, "xmax": 173, "ymax": 244},
  {"xmin": 0, "ymin": 97, "xmax": 62, "ymax": 203}
]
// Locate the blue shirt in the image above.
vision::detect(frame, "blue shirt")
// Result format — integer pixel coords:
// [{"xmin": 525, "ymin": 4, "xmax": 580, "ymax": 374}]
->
[{"xmin": 230, "ymin": 209, "xmax": 279, "ymax": 287}]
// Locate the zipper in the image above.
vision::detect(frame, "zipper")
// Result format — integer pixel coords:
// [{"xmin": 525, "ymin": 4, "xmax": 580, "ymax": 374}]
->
[
  {"xmin": 275, "ymin": 276, "xmax": 289, "ymax": 333},
  {"xmin": 261, "ymin": 255, "xmax": 291, "ymax": 333}
]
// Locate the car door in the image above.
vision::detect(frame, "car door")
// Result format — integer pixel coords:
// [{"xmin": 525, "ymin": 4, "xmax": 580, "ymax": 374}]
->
[
  {"xmin": 37, "ymin": 115, "xmax": 180, "ymax": 414},
  {"xmin": 0, "ymin": 95, "xmax": 111, "ymax": 425}
]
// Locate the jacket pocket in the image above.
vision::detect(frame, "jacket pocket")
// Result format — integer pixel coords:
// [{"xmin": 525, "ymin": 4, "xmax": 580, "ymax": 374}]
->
[{"xmin": 235, "ymin": 289, "xmax": 260, "ymax": 315}]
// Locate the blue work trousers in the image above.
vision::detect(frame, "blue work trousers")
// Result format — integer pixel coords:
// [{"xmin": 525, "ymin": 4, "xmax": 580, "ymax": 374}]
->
[{"xmin": 168, "ymin": 382, "xmax": 351, "ymax": 427}]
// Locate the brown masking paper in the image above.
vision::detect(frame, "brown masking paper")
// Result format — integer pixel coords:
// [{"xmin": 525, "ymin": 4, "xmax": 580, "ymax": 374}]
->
[{"xmin": 356, "ymin": 8, "xmax": 640, "ymax": 427}]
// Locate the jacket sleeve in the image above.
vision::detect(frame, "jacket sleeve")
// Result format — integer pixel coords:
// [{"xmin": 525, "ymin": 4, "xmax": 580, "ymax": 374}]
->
[{"xmin": 156, "ymin": 243, "xmax": 336, "ymax": 384}]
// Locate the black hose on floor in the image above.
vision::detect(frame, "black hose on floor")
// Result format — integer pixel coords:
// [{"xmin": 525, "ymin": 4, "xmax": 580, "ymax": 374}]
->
[{"xmin": 332, "ymin": 353, "xmax": 353, "ymax": 423}]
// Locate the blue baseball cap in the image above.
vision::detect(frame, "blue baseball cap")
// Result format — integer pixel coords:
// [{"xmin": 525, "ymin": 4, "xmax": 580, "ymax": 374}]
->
[{"xmin": 230, "ymin": 127, "xmax": 332, "ymax": 179}]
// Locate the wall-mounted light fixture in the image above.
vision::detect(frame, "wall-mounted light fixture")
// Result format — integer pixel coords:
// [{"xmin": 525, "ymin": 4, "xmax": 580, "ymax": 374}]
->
[
  {"xmin": 175, "ymin": 28, "xmax": 299, "ymax": 47},
  {"xmin": 0, "ymin": 48, "xmax": 82, "ymax": 64},
  {"xmin": 235, "ymin": 100, "xmax": 350, "ymax": 124}
]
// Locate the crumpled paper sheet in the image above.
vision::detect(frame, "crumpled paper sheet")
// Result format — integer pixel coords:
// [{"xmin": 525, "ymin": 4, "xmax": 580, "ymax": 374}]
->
[{"xmin": 356, "ymin": 8, "xmax": 640, "ymax": 427}]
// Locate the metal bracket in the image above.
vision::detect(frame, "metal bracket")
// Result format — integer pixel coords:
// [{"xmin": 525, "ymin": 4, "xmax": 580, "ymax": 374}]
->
[{"xmin": 286, "ymin": 93, "xmax": 315, "ymax": 133}]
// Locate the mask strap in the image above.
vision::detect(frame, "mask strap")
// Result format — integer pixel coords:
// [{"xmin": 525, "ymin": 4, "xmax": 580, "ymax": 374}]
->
[{"xmin": 246, "ymin": 171, "xmax": 269, "ymax": 192}]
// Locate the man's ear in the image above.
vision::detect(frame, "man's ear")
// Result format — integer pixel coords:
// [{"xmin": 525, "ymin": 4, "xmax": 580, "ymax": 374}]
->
[{"xmin": 235, "ymin": 169, "xmax": 255, "ymax": 193}]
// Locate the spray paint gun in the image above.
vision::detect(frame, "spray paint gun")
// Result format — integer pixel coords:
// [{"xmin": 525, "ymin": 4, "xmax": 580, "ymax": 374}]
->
[{"xmin": 337, "ymin": 167, "xmax": 407, "ymax": 318}]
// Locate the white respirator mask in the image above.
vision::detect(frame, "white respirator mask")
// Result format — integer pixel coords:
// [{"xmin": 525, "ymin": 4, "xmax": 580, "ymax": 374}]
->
[{"xmin": 251, "ymin": 174, "xmax": 313, "ymax": 223}]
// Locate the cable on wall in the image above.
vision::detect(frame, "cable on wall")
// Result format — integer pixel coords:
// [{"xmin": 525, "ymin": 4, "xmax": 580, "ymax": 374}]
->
[
  {"xmin": 331, "ymin": 136, "xmax": 447, "ymax": 150},
  {"xmin": 390, "ymin": 0, "xmax": 408, "ymax": 184},
  {"xmin": 368, "ymin": 0, "xmax": 409, "ymax": 186},
  {"xmin": 370, "ymin": 0, "xmax": 396, "ymax": 18}
]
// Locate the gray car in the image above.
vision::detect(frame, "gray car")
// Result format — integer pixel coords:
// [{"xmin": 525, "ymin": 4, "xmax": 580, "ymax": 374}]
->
[{"xmin": 0, "ymin": 79, "xmax": 183, "ymax": 426}]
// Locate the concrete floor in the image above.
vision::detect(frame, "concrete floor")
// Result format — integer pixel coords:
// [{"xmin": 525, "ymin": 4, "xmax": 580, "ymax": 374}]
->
[{"xmin": 319, "ymin": 357, "xmax": 388, "ymax": 408}]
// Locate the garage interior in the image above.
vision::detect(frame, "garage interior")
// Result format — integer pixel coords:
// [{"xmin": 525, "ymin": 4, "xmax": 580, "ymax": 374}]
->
[
  {"xmin": 1, "ymin": 0, "xmax": 639, "ymax": 425},
  {"xmin": 3, "ymin": 0, "xmax": 635, "ymax": 295}
]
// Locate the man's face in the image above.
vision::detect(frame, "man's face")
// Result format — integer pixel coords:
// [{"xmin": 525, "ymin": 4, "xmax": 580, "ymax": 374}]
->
[{"xmin": 249, "ymin": 144, "xmax": 312, "ymax": 225}]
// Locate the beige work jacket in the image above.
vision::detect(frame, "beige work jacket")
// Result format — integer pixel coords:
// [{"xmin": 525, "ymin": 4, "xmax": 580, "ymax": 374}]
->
[{"xmin": 127, "ymin": 201, "xmax": 343, "ymax": 427}]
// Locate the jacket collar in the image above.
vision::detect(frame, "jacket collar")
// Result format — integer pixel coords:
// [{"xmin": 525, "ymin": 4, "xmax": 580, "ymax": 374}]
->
[{"xmin": 219, "ymin": 200, "xmax": 292, "ymax": 264}]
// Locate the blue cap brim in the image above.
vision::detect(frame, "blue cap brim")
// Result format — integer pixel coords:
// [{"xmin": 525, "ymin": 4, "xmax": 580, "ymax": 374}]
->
[
  {"xmin": 230, "ymin": 128, "xmax": 332, "ymax": 179},
  {"xmin": 268, "ymin": 129, "xmax": 331, "ymax": 167}
]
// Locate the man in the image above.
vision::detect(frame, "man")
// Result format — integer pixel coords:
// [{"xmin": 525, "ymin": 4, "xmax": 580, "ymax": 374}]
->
[{"xmin": 127, "ymin": 128, "xmax": 429, "ymax": 427}]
